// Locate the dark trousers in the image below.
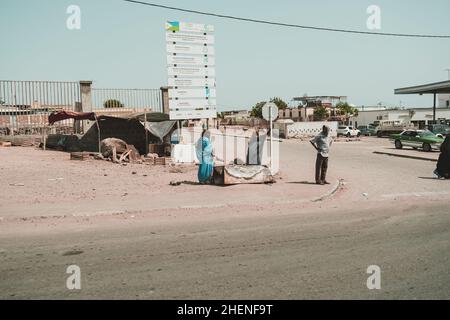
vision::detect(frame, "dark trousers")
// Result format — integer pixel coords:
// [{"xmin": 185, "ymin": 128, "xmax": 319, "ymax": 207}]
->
[{"xmin": 315, "ymin": 154, "xmax": 329, "ymax": 183}]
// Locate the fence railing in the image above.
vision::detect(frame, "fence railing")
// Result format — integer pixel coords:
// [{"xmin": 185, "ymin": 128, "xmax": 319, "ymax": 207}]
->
[
  {"xmin": 0, "ymin": 81, "xmax": 164, "ymax": 136},
  {"xmin": 92, "ymin": 88, "xmax": 162, "ymax": 114},
  {"xmin": 0, "ymin": 80, "xmax": 81, "ymax": 135}
]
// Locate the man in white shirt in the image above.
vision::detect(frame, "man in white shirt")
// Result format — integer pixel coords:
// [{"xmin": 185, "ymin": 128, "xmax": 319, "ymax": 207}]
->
[{"xmin": 310, "ymin": 125, "xmax": 333, "ymax": 185}]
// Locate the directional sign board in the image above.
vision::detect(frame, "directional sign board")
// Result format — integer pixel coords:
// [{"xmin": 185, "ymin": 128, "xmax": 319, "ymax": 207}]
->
[
  {"xmin": 167, "ymin": 66, "xmax": 216, "ymax": 77},
  {"xmin": 166, "ymin": 43, "xmax": 215, "ymax": 56},
  {"xmin": 168, "ymin": 77, "xmax": 216, "ymax": 88},
  {"xmin": 169, "ymin": 88, "xmax": 216, "ymax": 99},
  {"xmin": 167, "ymin": 55, "xmax": 215, "ymax": 66},
  {"xmin": 166, "ymin": 32, "xmax": 215, "ymax": 45},
  {"xmin": 166, "ymin": 21, "xmax": 217, "ymax": 120},
  {"xmin": 166, "ymin": 21, "xmax": 215, "ymax": 33},
  {"xmin": 169, "ymin": 98, "xmax": 216, "ymax": 109}
]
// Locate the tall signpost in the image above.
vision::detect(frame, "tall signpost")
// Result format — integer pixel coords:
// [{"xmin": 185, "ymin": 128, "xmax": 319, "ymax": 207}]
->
[
  {"xmin": 262, "ymin": 102, "xmax": 279, "ymax": 175},
  {"xmin": 165, "ymin": 21, "xmax": 217, "ymax": 121}
]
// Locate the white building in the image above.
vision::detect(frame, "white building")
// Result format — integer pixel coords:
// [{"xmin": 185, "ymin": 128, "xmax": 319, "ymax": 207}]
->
[
  {"xmin": 354, "ymin": 107, "xmax": 450, "ymax": 129},
  {"xmin": 439, "ymin": 94, "xmax": 450, "ymax": 108}
]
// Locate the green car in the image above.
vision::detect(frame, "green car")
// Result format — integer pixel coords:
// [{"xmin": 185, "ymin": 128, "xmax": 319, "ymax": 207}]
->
[
  {"xmin": 358, "ymin": 125, "xmax": 377, "ymax": 136},
  {"xmin": 390, "ymin": 130, "xmax": 444, "ymax": 152}
]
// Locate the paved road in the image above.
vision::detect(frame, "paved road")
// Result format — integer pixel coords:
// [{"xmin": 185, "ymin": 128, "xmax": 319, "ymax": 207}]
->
[{"xmin": 1, "ymin": 138, "xmax": 449, "ymax": 299}]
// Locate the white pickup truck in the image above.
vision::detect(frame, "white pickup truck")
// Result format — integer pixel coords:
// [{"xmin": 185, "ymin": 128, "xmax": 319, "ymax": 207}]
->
[{"xmin": 373, "ymin": 120, "xmax": 416, "ymax": 138}]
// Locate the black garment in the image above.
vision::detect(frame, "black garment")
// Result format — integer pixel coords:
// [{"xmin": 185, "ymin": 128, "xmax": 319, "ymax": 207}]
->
[
  {"xmin": 315, "ymin": 154, "xmax": 329, "ymax": 183},
  {"xmin": 436, "ymin": 136, "xmax": 450, "ymax": 178}
]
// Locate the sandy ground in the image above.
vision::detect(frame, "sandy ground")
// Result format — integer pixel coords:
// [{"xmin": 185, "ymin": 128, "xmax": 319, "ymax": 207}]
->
[{"xmin": 0, "ymin": 137, "xmax": 449, "ymax": 299}]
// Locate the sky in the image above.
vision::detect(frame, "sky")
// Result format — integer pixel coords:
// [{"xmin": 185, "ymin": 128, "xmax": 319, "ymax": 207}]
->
[{"xmin": 0, "ymin": 0, "xmax": 449, "ymax": 111}]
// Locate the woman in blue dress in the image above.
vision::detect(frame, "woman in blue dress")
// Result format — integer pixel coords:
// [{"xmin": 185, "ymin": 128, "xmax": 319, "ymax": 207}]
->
[{"xmin": 196, "ymin": 129, "xmax": 214, "ymax": 184}]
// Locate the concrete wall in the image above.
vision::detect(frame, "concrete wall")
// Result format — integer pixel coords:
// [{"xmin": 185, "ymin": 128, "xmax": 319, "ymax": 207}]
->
[
  {"xmin": 173, "ymin": 126, "xmax": 280, "ymax": 174},
  {"xmin": 286, "ymin": 121, "xmax": 338, "ymax": 138}
]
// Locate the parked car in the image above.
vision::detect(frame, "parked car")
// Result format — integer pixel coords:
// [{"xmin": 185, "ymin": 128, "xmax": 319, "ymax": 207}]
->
[
  {"xmin": 427, "ymin": 124, "xmax": 450, "ymax": 138},
  {"xmin": 357, "ymin": 125, "xmax": 377, "ymax": 136},
  {"xmin": 389, "ymin": 129, "xmax": 444, "ymax": 152},
  {"xmin": 337, "ymin": 126, "xmax": 361, "ymax": 137}
]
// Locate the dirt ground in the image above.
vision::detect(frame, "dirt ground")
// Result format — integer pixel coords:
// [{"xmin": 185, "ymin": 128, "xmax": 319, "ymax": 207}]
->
[{"xmin": 0, "ymin": 137, "xmax": 449, "ymax": 299}]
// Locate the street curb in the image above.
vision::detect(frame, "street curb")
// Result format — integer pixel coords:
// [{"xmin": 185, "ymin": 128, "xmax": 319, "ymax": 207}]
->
[
  {"xmin": 373, "ymin": 151, "xmax": 437, "ymax": 162},
  {"xmin": 2, "ymin": 180, "xmax": 345, "ymax": 223},
  {"xmin": 311, "ymin": 179, "xmax": 344, "ymax": 202}
]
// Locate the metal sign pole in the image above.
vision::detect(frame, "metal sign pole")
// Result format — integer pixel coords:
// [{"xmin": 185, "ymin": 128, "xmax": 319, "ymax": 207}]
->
[{"xmin": 270, "ymin": 106, "xmax": 273, "ymax": 174}]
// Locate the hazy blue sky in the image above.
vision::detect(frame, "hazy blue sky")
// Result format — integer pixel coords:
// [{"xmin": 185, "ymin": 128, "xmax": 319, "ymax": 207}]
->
[{"xmin": 1, "ymin": 0, "xmax": 449, "ymax": 110}]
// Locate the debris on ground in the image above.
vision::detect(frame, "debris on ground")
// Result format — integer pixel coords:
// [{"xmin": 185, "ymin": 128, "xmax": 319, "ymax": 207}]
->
[
  {"xmin": 1, "ymin": 136, "xmax": 41, "ymax": 147},
  {"xmin": 0, "ymin": 141, "xmax": 12, "ymax": 147},
  {"xmin": 100, "ymin": 138, "xmax": 141, "ymax": 164},
  {"xmin": 9, "ymin": 183, "xmax": 25, "ymax": 187},
  {"xmin": 143, "ymin": 153, "xmax": 172, "ymax": 166}
]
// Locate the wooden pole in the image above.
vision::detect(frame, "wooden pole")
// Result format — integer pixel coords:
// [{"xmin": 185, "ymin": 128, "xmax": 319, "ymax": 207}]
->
[
  {"xmin": 43, "ymin": 126, "xmax": 47, "ymax": 151},
  {"xmin": 144, "ymin": 110, "xmax": 148, "ymax": 155},
  {"xmin": 95, "ymin": 115, "xmax": 101, "ymax": 153}
]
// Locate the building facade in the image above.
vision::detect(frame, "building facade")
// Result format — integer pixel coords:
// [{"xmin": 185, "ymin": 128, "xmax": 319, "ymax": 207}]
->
[{"xmin": 354, "ymin": 107, "xmax": 450, "ymax": 129}]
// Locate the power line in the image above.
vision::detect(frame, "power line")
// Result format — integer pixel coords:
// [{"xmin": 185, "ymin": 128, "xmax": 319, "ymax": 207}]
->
[{"xmin": 122, "ymin": 0, "xmax": 450, "ymax": 39}]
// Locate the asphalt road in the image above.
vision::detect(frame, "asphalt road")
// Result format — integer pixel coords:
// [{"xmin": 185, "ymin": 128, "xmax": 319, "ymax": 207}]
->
[{"xmin": 1, "ymin": 138, "xmax": 449, "ymax": 299}]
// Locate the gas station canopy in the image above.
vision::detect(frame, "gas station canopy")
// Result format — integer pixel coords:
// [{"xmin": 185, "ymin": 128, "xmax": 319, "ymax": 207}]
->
[
  {"xmin": 395, "ymin": 80, "xmax": 450, "ymax": 95},
  {"xmin": 395, "ymin": 80, "xmax": 450, "ymax": 122}
]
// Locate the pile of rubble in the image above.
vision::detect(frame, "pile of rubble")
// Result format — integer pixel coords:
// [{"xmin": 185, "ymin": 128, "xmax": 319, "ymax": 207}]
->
[
  {"xmin": 70, "ymin": 138, "xmax": 172, "ymax": 166},
  {"xmin": 0, "ymin": 135, "xmax": 41, "ymax": 147}
]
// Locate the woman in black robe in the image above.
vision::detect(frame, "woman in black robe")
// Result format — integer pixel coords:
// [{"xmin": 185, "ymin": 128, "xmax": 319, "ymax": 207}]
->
[{"xmin": 434, "ymin": 135, "xmax": 450, "ymax": 179}]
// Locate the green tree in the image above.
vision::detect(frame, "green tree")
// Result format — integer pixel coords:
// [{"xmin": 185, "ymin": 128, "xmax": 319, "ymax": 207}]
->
[
  {"xmin": 270, "ymin": 97, "xmax": 288, "ymax": 110},
  {"xmin": 313, "ymin": 105, "xmax": 329, "ymax": 121},
  {"xmin": 103, "ymin": 99, "xmax": 124, "ymax": 108},
  {"xmin": 336, "ymin": 102, "xmax": 358, "ymax": 123},
  {"xmin": 250, "ymin": 101, "xmax": 267, "ymax": 119},
  {"xmin": 250, "ymin": 97, "xmax": 288, "ymax": 119}
]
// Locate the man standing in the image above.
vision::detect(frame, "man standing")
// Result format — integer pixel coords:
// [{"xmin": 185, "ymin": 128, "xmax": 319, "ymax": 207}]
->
[{"xmin": 310, "ymin": 125, "xmax": 333, "ymax": 185}]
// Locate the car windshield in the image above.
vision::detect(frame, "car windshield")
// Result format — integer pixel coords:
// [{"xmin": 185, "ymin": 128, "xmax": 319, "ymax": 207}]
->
[{"xmin": 418, "ymin": 130, "xmax": 435, "ymax": 137}]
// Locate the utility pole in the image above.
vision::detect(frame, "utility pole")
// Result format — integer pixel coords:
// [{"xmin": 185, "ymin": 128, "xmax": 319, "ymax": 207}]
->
[{"xmin": 445, "ymin": 68, "xmax": 450, "ymax": 81}]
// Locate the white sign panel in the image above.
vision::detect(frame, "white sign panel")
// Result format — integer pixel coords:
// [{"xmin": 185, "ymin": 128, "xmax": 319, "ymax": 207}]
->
[
  {"xmin": 168, "ymin": 77, "xmax": 216, "ymax": 88},
  {"xmin": 166, "ymin": 32, "xmax": 215, "ymax": 45},
  {"xmin": 262, "ymin": 102, "xmax": 279, "ymax": 121},
  {"xmin": 168, "ymin": 66, "xmax": 216, "ymax": 77},
  {"xmin": 167, "ymin": 55, "xmax": 215, "ymax": 66},
  {"xmin": 169, "ymin": 88, "xmax": 216, "ymax": 99},
  {"xmin": 166, "ymin": 21, "xmax": 217, "ymax": 120},
  {"xmin": 166, "ymin": 43, "xmax": 215, "ymax": 55},
  {"xmin": 166, "ymin": 21, "xmax": 215, "ymax": 33},
  {"xmin": 170, "ymin": 109, "xmax": 217, "ymax": 120},
  {"xmin": 169, "ymin": 98, "xmax": 216, "ymax": 109}
]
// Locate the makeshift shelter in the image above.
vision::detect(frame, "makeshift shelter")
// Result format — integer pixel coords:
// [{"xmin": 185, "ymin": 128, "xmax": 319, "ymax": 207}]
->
[
  {"xmin": 47, "ymin": 111, "xmax": 176, "ymax": 155},
  {"xmin": 80, "ymin": 112, "xmax": 176, "ymax": 155}
]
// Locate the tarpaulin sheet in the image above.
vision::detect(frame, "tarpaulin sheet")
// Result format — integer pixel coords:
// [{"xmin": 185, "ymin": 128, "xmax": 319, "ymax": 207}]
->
[
  {"xmin": 144, "ymin": 121, "xmax": 176, "ymax": 141},
  {"xmin": 49, "ymin": 111, "xmax": 96, "ymax": 124}
]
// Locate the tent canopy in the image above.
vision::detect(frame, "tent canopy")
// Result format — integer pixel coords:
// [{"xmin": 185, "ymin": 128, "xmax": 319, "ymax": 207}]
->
[{"xmin": 49, "ymin": 111, "xmax": 96, "ymax": 124}]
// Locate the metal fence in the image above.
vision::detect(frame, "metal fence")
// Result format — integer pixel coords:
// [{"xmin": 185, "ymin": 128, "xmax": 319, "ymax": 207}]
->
[
  {"xmin": 92, "ymin": 88, "xmax": 162, "ymax": 114},
  {"xmin": 0, "ymin": 80, "xmax": 81, "ymax": 135},
  {"xmin": 0, "ymin": 81, "xmax": 164, "ymax": 137}
]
